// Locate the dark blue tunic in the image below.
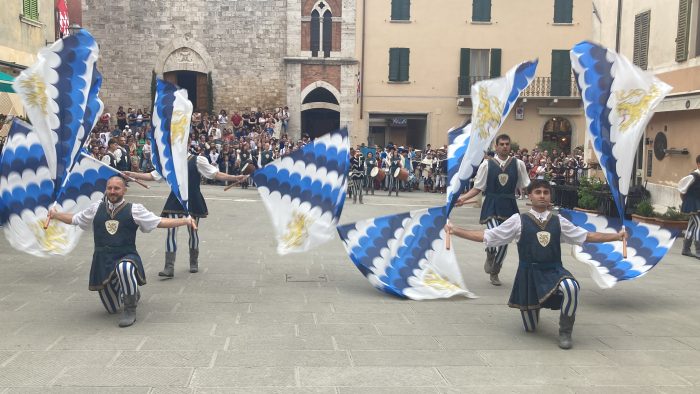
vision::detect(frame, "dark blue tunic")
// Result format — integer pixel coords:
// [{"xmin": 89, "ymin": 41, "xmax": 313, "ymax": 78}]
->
[
  {"xmin": 161, "ymin": 156, "xmax": 208, "ymax": 218},
  {"xmin": 89, "ymin": 201, "xmax": 146, "ymax": 291},
  {"xmin": 681, "ymin": 172, "xmax": 700, "ymax": 214},
  {"xmin": 508, "ymin": 213, "xmax": 578, "ymax": 311},
  {"xmin": 480, "ymin": 158, "xmax": 520, "ymax": 224}
]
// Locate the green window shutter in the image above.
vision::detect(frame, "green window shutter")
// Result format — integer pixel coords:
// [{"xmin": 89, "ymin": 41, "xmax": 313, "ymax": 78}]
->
[
  {"xmin": 460, "ymin": 48, "xmax": 471, "ymax": 76},
  {"xmin": 633, "ymin": 11, "xmax": 651, "ymax": 70},
  {"xmin": 676, "ymin": 0, "xmax": 691, "ymax": 62},
  {"xmin": 554, "ymin": 0, "xmax": 573, "ymax": 23},
  {"xmin": 399, "ymin": 48, "xmax": 410, "ymax": 81},
  {"xmin": 473, "ymin": 0, "xmax": 491, "ymax": 22},
  {"xmin": 24, "ymin": 0, "xmax": 38, "ymax": 20},
  {"xmin": 551, "ymin": 49, "xmax": 572, "ymax": 96},
  {"xmin": 392, "ymin": 0, "xmax": 410, "ymax": 20},
  {"xmin": 459, "ymin": 48, "xmax": 470, "ymax": 95},
  {"xmin": 489, "ymin": 48, "xmax": 502, "ymax": 77},
  {"xmin": 389, "ymin": 48, "xmax": 400, "ymax": 81},
  {"xmin": 401, "ymin": 0, "xmax": 411, "ymax": 20}
]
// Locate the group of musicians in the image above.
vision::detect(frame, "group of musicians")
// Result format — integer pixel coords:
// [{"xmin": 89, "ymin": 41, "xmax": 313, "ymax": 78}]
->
[{"xmin": 348, "ymin": 145, "xmax": 448, "ymax": 203}]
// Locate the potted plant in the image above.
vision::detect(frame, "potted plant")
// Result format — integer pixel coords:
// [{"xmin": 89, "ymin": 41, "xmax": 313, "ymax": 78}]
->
[
  {"xmin": 654, "ymin": 206, "xmax": 689, "ymax": 231},
  {"xmin": 574, "ymin": 176, "xmax": 603, "ymax": 213},
  {"xmin": 631, "ymin": 198, "xmax": 656, "ymax": 225}
]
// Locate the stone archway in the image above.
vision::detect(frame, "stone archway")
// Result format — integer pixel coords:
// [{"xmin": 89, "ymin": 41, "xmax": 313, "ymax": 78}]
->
[
  {"xmin": 300, "ymin": 81, "xmax": 340, "ymax": 139},
  {"xmin": 156, "ymin": 37, "xmax": 214, "ymax": 113},
  {"xmin": 542, "ymin": 116, "xmax": 573, "ymax": 153}
]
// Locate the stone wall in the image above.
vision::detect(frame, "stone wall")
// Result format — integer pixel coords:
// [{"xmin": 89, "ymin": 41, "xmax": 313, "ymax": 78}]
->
[{"xmin": 82, "ymin": 0, "xmax": 288, "ymax": 114}]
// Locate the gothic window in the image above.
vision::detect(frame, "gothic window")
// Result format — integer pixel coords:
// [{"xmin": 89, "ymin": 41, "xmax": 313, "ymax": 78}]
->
[
  {"xmin": 310, "ymin": 1, "xmax": 333, "ymax": 58},
  {"xmin": 311, "ymin": 10, "xmax": 320, "ymax": 57},
  {"xmin": 323, "ymin": 10, "xmax": 332, "ymax": 57}
]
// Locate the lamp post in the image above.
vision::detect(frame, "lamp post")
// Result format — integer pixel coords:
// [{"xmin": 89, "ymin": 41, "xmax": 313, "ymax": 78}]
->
[{"xmin": 67, "ymin": 23, "xmax": 82, "ymax": 36}]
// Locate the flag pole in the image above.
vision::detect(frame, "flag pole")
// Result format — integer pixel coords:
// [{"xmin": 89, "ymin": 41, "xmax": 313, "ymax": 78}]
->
[
  {"xmin": 80, "ymin": 153, "xmax": 150, "ymax": 189},
  {"xmin": 445, "ymin": 219, "xmax": 451, "ymax": 250}
]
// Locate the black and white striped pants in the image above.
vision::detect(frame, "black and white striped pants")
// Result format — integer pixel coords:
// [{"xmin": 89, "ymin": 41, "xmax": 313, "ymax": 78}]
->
[
  {"xmin": 165, "ymin": 213, "xmax": 200, "ymax": 253},
  {"xmin": 485, "ymin": 218, "xmax": 508, "ymax": 274},
  {"xmin": 521, "ymin": 278, "xmax": 579, "ymax": 332},
  {"xmin": 685, "ymin": 213, "xmax": 700, "ymax": 241},
  {"xmin": 98, "ymin": 261, "xmax": 139, "ymax": 314}
]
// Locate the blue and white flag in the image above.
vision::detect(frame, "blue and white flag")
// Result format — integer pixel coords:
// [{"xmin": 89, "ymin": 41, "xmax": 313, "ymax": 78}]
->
[
  {"xmin": 447, "ymin": 60, "xmax": 538, "ymax": 215},
  {"xmin": 12, "ymin": 29, "xmax": 103, "ymax": 195},
  {"xmin": 149, "ymin": 78, "xmax": 192, "ymax": 212},
  {"xmin": 254, "ymin": 128, "xmax": 348, "ymax": 255},
  {"xmin": 571, "ymin": 41, "xmax": 672, "ymax": 218},
  {"xmin": 337, "ymin": 206, "xmax": 476, "ymax": 300},
  {"xmin": 0, "ymin": 120, "xmax": 115, "ymax": 257},
  {"xmin": 560, "ymin": 209, "xmax": 677, "ymax": 288},
  {"xmin": 445, "ymin": 120, "xmax": 471, "ymax": 209}
]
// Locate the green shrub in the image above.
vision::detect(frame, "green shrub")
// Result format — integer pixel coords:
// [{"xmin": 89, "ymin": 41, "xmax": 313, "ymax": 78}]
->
[
  {"xmin": 634, "ymin": 199, "xmax": 655, "ymax": 217},
  {"xmin": 660, "ymin": 206, "xmax": 689, "ymax": 221}
]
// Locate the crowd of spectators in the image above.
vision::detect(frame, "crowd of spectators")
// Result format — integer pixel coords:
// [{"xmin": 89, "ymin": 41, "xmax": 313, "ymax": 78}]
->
[{"xmin": 1, "ymin": 107, "xmax": 590, "ymax": 196}]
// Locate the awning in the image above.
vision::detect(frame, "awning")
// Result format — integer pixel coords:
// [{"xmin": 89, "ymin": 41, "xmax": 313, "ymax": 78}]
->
[{"xmin": 0, "ymin": 71, "xmax": 14, "ymax": 93}]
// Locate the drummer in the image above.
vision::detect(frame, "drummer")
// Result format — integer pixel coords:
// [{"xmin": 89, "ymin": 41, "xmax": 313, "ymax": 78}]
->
[
  {"xmin": 365, "ymin": 151, "xmax": 378, "ymax": 195},
  {"xmin": 400, "ymin": 148, "xmax": 413, "ymax": 192},
  {"xmin": 388, "ymin": 147, "xmax": 403, "ymax": 197}
]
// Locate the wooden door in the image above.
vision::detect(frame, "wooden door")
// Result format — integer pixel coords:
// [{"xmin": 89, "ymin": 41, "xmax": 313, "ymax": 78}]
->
[{"xmin": 196, "ymin": 73, "xmax": 208, "ymax": 113}]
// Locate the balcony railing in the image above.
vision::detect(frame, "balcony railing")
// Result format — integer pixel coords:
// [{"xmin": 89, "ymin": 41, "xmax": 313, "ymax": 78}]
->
[{"xmin": 458, "ymin": 75, "xmax": 580, "ymax": 98}]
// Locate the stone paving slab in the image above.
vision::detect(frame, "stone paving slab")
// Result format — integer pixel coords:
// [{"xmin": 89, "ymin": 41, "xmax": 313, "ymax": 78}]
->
[{"xmin": 0, "ymin": 184, "xmax": 699, "ymax": 391}]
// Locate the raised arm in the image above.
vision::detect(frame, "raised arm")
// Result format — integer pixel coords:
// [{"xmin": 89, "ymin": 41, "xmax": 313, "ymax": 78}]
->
[
  {"xmin": 123, "ymin": 171, "xmax": 156, "ymax": 181},
  {"xmin": 585, "ymin": 230, "xmax": 626, "ymax": 243},
  {"xmin": 48, "ymin": 208, "xmax": 75, "ymax": 225}
]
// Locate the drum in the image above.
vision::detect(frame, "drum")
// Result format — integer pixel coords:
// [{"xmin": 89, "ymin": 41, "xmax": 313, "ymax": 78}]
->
[
  {"xmin": 394, "ymin": 168, "xmax": 409, "ymax": 181},
  {"xmin": 241, "ymin": 162, "xmax": 256, "ymax": 175},
  {"xmin": 374, "ymin": 167, "xmax": 386, "ymax": 182}
]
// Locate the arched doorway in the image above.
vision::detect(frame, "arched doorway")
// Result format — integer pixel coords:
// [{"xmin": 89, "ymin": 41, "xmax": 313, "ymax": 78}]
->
[
  {"xmin": 163, "ymin": 71, "xmax": 209, "ymax": 113},
  {"xmin": 542, "ymin": 117, "xmax": 572, "ymax": 152},
  {"xmin": 301, "ymin": 86, "xmax": 340, "ymax": 139}
]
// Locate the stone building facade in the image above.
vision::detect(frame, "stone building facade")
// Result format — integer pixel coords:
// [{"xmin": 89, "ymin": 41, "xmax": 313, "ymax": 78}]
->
[
  {"xmin": 82, "ymin": 0, "xmax": 288, "ymax": 120},
  {"xmin": 82, "ymin": 0, "xmax": 358, "ymax": 141}
]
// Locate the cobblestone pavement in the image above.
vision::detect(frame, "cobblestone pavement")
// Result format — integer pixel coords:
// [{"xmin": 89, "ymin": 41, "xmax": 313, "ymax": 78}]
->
[{"xmin": 1, "ymin": 183, "xmax": 699, "ymax": 393}]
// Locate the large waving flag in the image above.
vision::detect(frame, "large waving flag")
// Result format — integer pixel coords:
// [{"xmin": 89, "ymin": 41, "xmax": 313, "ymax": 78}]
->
[
  {"xmin": 337, "ymin": 206, "xmax": 476, "ymax": 300},
  {"xmin": 12, "ymin": 29, "xmax": 103, "ymax": 195},
  {"xmin": 560, "ymin": 209, "xmax": 677, "ymax": 288},
  {"xmin": 445, "ymin": 121, "xmax": 471, "ymax": 206},
  {"xmin": 0, "ymin": 120, "xmax": 116, "ymax": 257},
  {"xmin": 571, "ymin": 41, "xmax": 672, "ymax": 219},
  {"xmin": 446, "ymin": 60, "xmax": 538, "ymax": 214},
  {"xmin": 254, "ymin": 128, "xmax": 348, "ymax": 255},
  {"xmin": 149, "ymin": 79, "xmax": 192, "ymax": 212}
]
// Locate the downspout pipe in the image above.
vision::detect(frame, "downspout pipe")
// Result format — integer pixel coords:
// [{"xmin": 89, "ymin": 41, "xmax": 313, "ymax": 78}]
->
[
  {"xmin": 360, "ymin": 0, "xmax": 366, "ymax": 120},
  {"xmin": 615, "ymin": 0, "xmax": 622, "ymax": 52}
]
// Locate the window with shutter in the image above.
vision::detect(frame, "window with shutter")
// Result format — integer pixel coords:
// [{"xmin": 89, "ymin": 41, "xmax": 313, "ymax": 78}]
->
[
  {"xmin": 551, "ymin": 50, "xmax": 572, "ymax": 96},
  {"xmin": 389, "ymin": 48, "xmax": 410, "ymax": 82},
  {"xmin": 311, "ymin": 10, "xmax": 320, "ymax": 57},
  {"xmin": 391, "ymin": 0, "xmax": 410, "ymax": 21},
  {"xmin": 554, "ymin": 0, "xmax": 573, "ymax": 23},
  {"xmin": 472, "ymin": 0, "xmax": 491, "ymax": 22},
  {"xmin": 633, "ymin": 11, "xmax": 651, "ymax": 70},
  {"xmin": 490, "ymin": 48, "xmax": 502, "ymax": 77},
  {"xmin": 459, "ymin": 49, "xmax": 471, "ymax": 95},
  {"xmin": 23, "ymin": 0, "xmax": 39, "ymax": 21},
  {"xmin": 676, "ymin": 0, "xmax": 691, "ymax": 62},
  {"xmin": 322, "ymin": 10, "xmax": 332, "ymax": 58}
]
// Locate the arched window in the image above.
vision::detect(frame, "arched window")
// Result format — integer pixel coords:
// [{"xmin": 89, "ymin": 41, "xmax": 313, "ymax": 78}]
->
[
  {"xmin": 310, "ymin": 10, "xmax": 320, "ymax": 57},
  {"xmin": 309, "ymin": 1, "xmax": 333, "ymax": 58},
  {"xmin": 323, "ymin": 10, "xmax": 332, "ymax": 58}
]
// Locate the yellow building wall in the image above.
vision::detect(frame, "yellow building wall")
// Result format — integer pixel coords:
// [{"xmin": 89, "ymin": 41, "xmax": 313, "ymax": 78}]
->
[
  {"xmin": 354, "ymin": 0, "xmax": 592, "ymax": 149},
  {"xmin": 0, "ymin": 0, "xmax": 56, "ymax": 68}
]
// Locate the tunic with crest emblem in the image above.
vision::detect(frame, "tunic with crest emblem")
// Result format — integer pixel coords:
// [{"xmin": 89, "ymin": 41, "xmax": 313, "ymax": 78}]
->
[
  {"xmin": 89, "ymin": 201, "xmax": 146, "ymax": 290},
  {"xmin": 508, "ymin": 213, "xmax": 578, "ymax": 311},
  {"xmin": 480, "ymin": 158, "xmax": 520, "ymax": 223}
]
